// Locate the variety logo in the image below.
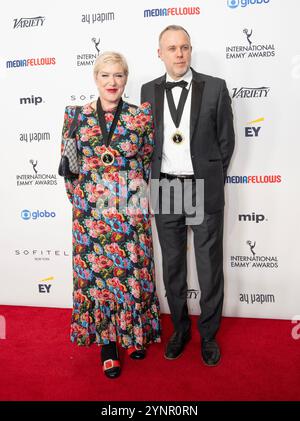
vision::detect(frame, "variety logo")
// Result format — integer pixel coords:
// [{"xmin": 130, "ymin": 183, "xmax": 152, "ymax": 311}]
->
[
  {"xmin": 226, "ymin": 29, "xmax": 275, "ymax": 59},
  {"xmin": 238, "ymin": 212, "xmax": 267, "ymax": 223},
  {"xmin": 226, "ymin": 175, "xmax": 281, "ymax": 183},
  {"xmin": 6, "ymin": 57, "xmax": 56, "ymax": 68},
  {"xmin": 16, "ymin": 160, "xmax": 58, "ymax": 187},
  {"xmin": 245, "ymin": 117, "xmax": 264, "ymax": 138},
  {"xmin": 232, "ymin": 86, "xmax": 270, "ymax": 98},
  {"xmin": 19, "ymin": 132, "xmax": 51, "ymax": 143},
  {"xmin": 21, "ymin": 209, "xmax": 56, "ymax": 220},
  {"xmin": 239, "ymin": 292, "xmax": 275, "ymax": 305},
  {"xmin": 20, "ymin": 95, "xmax": 44, "ymax": 106},
  {"xmin": 14, "ymin": 249, "xmax": 69, "ymax": 262},
  {"xmin": 230, "ymin": 240, "xmax": 279, "ymax": 269},
  {"xmin": 81, "ymin": 11, "xmax": 115, "ymax": 24},
  {"xmin": 13, "ymin": 16, "xmax": 45, "ymax": 29},
  {"xmin": 144, "ymin": 6, "xmax": 200, "ymax": 18},
  {"xmin": 38, "ymin": 276, "xmax": 54, "ymax": 294},
  {"xmin": 227, "ymin": 0, "xmax": 270, "ymax": 8}
]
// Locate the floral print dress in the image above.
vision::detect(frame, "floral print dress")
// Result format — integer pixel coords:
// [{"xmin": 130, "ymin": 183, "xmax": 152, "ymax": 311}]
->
[{"xmin": 61, "ymin": 101, "xmax": 161, "ymax": 348}]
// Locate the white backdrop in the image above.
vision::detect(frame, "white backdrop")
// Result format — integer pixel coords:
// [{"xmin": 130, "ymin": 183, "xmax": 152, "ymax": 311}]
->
[{"xmin": 0, "ymin": 0, "xmax": 299, "ymax": 320}]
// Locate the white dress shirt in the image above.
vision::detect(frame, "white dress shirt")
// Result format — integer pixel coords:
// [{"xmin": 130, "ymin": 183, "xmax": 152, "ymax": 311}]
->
[{"xmin": 161, "ymin": 68, "xmax": 194, "ymax": 175}]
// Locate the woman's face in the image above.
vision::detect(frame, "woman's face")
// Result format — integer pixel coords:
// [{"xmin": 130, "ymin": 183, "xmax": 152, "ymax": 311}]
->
[{"xmin": 95, "ymin": 62, "xmax": 127, "ymax": 107}]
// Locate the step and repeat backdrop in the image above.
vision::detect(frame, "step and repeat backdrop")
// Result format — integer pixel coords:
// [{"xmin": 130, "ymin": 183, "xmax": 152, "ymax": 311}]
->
[{"xmin": 0, "ymin": 0, "xmax": 299, "ymax": 319}]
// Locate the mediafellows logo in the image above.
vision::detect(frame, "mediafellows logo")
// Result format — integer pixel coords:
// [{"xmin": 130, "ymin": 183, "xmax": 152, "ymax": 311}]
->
[
  {"xmin": 232, "ymin": 86, "xmax": 270, "ymax": 99},
  {"xmin": 227, "ymin": 0, "xmax": 270, "ymax": 8},
  {"xmin": 144, "ymin": 6, "xmax": 200, "ymax": 18},
  {"xmin": 226, "ymin": 29, "xmax": 275, "ymax": 59},
  {"xmin": 6, "ymin": 57, "xmax": 56, "ymax": 69},
  {"xmin": 13, "ymin": 16, "xmax": 45, "ymax": 29},
  {"xmin": 226, "ymin": 175, "xmax": 281, "ymax": 183}
]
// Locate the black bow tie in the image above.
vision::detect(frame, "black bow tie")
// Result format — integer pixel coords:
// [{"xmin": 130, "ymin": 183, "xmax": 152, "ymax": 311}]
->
[{"xmin": 165, "ymin": 80, "xmax": 188, "ymax": 90}]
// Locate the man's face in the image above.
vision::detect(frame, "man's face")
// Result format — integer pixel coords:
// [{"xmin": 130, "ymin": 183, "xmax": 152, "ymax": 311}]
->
[{"xmin": 158, "ymin": 30, "xmax": 192, "ymax": 80}]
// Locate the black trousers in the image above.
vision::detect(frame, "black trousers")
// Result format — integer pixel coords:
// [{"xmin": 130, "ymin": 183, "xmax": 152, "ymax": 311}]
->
[{"xmin": 155, "ymin": 178, "xmax": 224, "ymax": 340}]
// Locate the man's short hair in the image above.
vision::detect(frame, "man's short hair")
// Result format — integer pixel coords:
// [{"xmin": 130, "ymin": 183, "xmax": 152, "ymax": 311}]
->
[{"xmin": 159, "ymin": 25, "xmax": 191, "ymax": 45}]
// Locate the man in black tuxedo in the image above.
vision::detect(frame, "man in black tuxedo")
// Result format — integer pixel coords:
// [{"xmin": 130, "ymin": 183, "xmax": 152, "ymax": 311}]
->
[{"xmin": 141, "ymin": 25, "xmax": 235, "ymax": 366}]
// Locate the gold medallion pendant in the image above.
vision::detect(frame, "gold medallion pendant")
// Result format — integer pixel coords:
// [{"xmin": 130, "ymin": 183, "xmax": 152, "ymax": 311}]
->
[
  {"xmin": 172, "ymin": 131, "xmax": 184, "ymax": 144},
  {"xmin": 101, "ymin": 150, "xmax": 115, "ymax": 166}
]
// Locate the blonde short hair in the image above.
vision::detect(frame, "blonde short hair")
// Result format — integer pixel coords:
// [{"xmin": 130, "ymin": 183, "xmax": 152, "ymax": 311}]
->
[{"xmin": 93, "ymin": 51, "xmax": 129, "ymax": 79}]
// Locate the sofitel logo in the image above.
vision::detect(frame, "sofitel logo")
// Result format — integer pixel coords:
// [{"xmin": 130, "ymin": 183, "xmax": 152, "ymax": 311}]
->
[
  {"xmin": 232, "ymin": 86, "xmax": 270, "ymax": 98},
  {"xmin": 230, "ymin": 241, "xmax": 279, "ymax": 269},
  {"xmin": 14, "ymin": 249, "xmax": 69, "ymax": 262},
  {"xmin": 226, "ymin": 29, "xmax": 275, "ymax": 59},
  {"xmin": 16, "ymin": 160, "xmax": 57, "ymax": 187},
  {"xmin": 13, "ymin": 16, "xmax": 45, "ymax": 29}
]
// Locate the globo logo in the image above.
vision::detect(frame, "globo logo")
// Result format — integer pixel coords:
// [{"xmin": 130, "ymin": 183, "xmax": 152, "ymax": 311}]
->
[
  {"xmin": 227, "ymin": 0, "xmax": 270, "ymax": 8},
  {"xmin": 21, "ymin": 209, "xmax": 56, "ymax": 220}
]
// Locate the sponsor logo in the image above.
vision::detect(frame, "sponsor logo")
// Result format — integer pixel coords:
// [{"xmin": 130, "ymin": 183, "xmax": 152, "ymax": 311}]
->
[
  {"xmin": 238, "ymin": 212, "xmax": 267, "ymax": 223},
  {"xmin": 226, "ymin": 29, "xmax": 275, "ymax": 59},
  {"xmin": 239, "ymin": 292, "xmax": 275, "ymax": 304},
  {"xmin": 6, "ymin": 58, "xmax": 56, "ymax": 68},
  {"xmin": 76, "ymin": 38, "xmax": 100, "ymax": 66},
  {"xmin": 144, "ymin": 6, "xmax": 200, "ymax": 17},
  {"xmin": 14, "ymin": 249, "xmax": 69, "ymax": 262},
  {"xmin": 38, "ymin": 276, "xmax": 54, "ymax": 294},
  {"xmin": 70, "ymin": 94, "xmax": 96, "ymax": 102},
  {"xmin": 227, "ymin": 0, "xmax": 270, "ymax": 8},
  {"xmin": 13, "ymin": 16, "xmax": 45, "ymax": 28},
  {"xmin": 245, "ymin": 117, "xmax": 264, "ymax": 138},
  {"xmin": 230, "ymin": 240, "xmax": 279, "ymax": 269},
  {"xmin": 19, "ymin": 132, "xmax": 51, "ymax": 143},
  {"xmin": 226, "ymin": 175, "xmax": 281, "ymax": 183},
  {"xmin": 81, "ymin": 11, "xmax": 115, "ymax": 24},
  {"xmin": 21, "ymin": 209, "xmax": 56, "ymax": 220},
  {"xmin": 232, "ymin": 86, "xmax": 270, "ymax": 98},
  {"xmin": 16, "ymin": 160, "xmax": 58, "ymax": 187},
  {"xmin": 20, "ymin": 95, "xmax": 44, "ymax": 106}
]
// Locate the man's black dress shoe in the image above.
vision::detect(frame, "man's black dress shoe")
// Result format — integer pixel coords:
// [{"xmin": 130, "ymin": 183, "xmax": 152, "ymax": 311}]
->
[
  {"xmin": 201, "ymin": 338, "xmax": 221, "ymax": 366},
  {"xmin": 165, "ymin": 330, "xmax": 191, "ymax": 360}
]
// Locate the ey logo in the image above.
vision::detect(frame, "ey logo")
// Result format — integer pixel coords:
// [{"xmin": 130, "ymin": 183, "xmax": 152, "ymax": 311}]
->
[
  {"xmin": 245, "ymin": 117, "xmax": 264, "ymax": 138},
  {"xmin": 38, "ymin": 276, "xmax": 54, "ymax": 294}
]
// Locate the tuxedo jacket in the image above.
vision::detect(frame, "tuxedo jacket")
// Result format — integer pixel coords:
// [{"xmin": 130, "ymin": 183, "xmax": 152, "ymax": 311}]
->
[{"xmin": 141, "ymin": 68, "xmax": 235, "ymax": 213}]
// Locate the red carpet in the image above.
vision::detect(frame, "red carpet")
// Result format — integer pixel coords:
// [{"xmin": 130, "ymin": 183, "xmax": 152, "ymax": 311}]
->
[{"xmin": 0, "ymin": 305, "xmax": 299, "ymax": 401}]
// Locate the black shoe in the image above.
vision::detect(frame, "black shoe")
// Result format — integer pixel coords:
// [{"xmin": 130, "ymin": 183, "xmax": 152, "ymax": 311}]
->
[
  {"xmin": 127, "ymin": 346, "xmax": 146, "ymax": 360},
  {"xmin": 201, "ymin": 338, "xmax": 221, "ymax": 366},
  {"xmin": 164, "ymin": 329, "xmax": 191, "ymax": 360},
  {"xmin": 101, "ymin": 342, "xmax": 121, "ymax": 379}
]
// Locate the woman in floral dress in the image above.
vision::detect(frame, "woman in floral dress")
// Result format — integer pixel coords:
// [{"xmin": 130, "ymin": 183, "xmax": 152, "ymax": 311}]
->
[{"xmin": 61, "ymin": 52, "xmax": 161, "ymax": 378}]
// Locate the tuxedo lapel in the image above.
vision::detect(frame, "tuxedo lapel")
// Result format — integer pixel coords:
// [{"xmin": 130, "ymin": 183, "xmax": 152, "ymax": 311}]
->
[
  {"xmin": 190, "ymin": 73, "xmax": 205, "ymax": 142},
  {"xmin": 154, "ymin": 75, "xmax": 166, "ymax": 148}
]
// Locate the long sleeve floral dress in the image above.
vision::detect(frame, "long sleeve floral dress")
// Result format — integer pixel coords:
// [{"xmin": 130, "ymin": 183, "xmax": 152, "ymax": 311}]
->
[{"xmin": 61, "ymin": 101, "xmax": 161, "ymax": 349}]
